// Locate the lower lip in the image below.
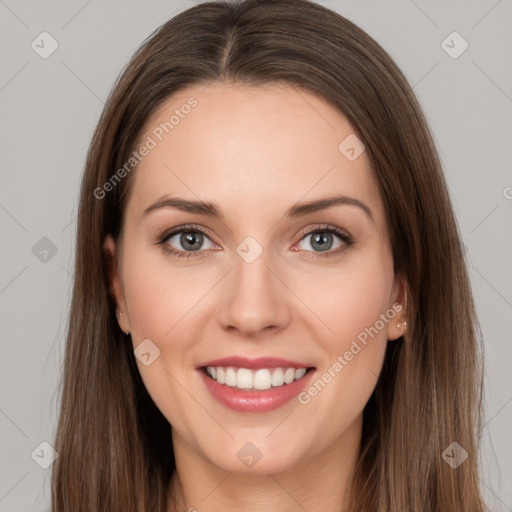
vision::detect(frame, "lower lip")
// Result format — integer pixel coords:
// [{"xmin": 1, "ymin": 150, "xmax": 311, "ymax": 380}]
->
[{"xmin": 198, "ymin": 368, "xmax": 316, "ymax": 413}]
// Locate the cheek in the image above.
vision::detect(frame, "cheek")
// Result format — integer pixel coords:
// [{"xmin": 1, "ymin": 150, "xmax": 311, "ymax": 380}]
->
[
  {"xmin": 297, "ymin": 247, "xmax": 395, "ymax": 349},
  {"xmin": 122, "ymin": 245, "xmax": 208, "ymax": 342},
  {"xmin": 120, "ymin": 247, "xmax": 210, "ymax": 426},
  {"xmin": 293, "ymin": 248, "xmax": 395, "ymax": 410}
]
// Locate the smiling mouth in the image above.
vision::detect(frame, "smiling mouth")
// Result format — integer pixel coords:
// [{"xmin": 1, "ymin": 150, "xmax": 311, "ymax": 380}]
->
[{"xmin": 200, "ymin": 366, "xmax": 315, "ymax": 391}]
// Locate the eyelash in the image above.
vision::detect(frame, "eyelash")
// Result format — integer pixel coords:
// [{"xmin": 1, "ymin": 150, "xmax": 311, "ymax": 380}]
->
[{"xmin": 157, "ymin": 223, "xmax": 354, "ymax": 260}]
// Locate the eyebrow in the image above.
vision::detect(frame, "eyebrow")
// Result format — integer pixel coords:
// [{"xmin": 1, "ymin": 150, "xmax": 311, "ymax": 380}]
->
[{"xmin": 143, "ymin": 194, "xmax": 374, "ymax": 223}]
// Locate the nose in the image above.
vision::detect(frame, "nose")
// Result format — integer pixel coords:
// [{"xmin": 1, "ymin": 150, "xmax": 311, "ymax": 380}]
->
[{"xmin": 217, "ymin": 248, "xmax": 291, "ymax": 337}]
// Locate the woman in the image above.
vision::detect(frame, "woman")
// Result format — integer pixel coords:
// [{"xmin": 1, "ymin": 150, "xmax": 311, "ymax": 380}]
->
[{"xmin": 51, "ymin": 0, "xmax": 487, "ymax": 510}]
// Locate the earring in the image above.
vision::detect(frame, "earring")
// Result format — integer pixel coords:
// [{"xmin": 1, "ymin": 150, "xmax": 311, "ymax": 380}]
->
[{"xmin": 397, "ymin": 320, "xmax": 407, "ymax": 330}]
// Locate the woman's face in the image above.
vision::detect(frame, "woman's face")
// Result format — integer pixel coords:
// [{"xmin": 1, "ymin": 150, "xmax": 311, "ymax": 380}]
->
[{"xmin": 105, "ymin": 82, "xmax": 405, "ymax": 474}]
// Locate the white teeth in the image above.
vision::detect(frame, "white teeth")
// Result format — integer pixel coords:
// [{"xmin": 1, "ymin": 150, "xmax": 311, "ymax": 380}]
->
[
  {"xmin": 253, "ymin": 369, "xmax": 272, "ymax": 390},
  {"xmin": 205, "ymin": 366, "xmax": 309, "ymax": 390},
  {"xmin": 225, "ymin": 367, "xmax": 237, "ymax": 386},
  {"xmin": 271, "ymin": 368, "xmax": 284, "ymax": 387},
  {"xmin": 284, "ymin": 368, "xmax": 295, "ymax": 384},
  {"xmin": 236, "ymin": 368, "xmax": 253, "ymax": 389},
  {"xmin": 295, "ymin": 368, "xmax": 306, "ymax": 379}
]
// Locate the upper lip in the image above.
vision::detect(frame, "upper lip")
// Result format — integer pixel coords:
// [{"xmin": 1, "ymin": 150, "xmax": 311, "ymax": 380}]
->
[{"xmin": 198, "ymin": 356, "xmax": 315, "ymax": 370}]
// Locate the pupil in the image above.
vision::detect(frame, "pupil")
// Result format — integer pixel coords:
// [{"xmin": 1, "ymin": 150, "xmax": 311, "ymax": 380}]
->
[
  {"xmin": 312, "ymin": 232, "xmax": 332, "ymax": 251},
  {"xmin": 181, "ymin": 231, "xmax": 203, "ymax": 251}
]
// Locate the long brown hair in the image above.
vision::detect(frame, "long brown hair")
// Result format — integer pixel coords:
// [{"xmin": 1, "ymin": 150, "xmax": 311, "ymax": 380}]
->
[{"xmin": 51, "ymin": 0, "xmax": 487, "ymax": 510}]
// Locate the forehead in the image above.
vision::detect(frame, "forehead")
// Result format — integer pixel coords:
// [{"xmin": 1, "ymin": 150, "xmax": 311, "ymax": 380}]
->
[{"xmin": 125, "ymin": 82, "xmax": 385, "ymax": 228}]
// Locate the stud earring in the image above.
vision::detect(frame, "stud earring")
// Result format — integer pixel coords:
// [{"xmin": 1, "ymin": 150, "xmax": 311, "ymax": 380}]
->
[{"xmin": 397, "ymin": 320, "xmax": 407, "ymax": 330}]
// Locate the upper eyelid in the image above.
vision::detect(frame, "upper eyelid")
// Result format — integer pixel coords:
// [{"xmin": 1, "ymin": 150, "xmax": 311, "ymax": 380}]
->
[
  {"xmin": 160, "ymin": 224, "xmax": 218, "ymax": 245},
  {"xmin": 296, "ymin": 223, "xmax": 351, "ymax": 239}
]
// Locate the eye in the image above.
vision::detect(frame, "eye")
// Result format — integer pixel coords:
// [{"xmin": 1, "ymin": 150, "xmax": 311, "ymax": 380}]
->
[
  {"xmin": 294, "ymin": 224, "xmax": 354, "ymax": 259},
  {"xmin": 159, "ymin": 225, "xmax": 217, "ymax": 259},
  {"xmin": 158, "ymin": 223, "xmax": 354, "ymax": 260}
]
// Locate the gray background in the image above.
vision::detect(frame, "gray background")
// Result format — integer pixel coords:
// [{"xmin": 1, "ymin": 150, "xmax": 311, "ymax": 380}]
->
[{"xmin": 0, "ymin": 0, "xmax": 511, "ymax": 510}]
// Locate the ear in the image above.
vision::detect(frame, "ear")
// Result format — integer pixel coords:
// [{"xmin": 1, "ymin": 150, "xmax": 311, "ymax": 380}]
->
[
  {"xmin": 386, "ymin": 272, "xmax": 408, "ymax": 341},
  {"xmin": 103, "ymin": 235, "xmax": 130, "ymax": 334}
]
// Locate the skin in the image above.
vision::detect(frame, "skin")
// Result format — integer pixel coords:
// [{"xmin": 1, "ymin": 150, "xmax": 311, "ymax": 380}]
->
[{"xmin": 104, "ymin": 82, "xmax": 407, "ymax": 512}]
